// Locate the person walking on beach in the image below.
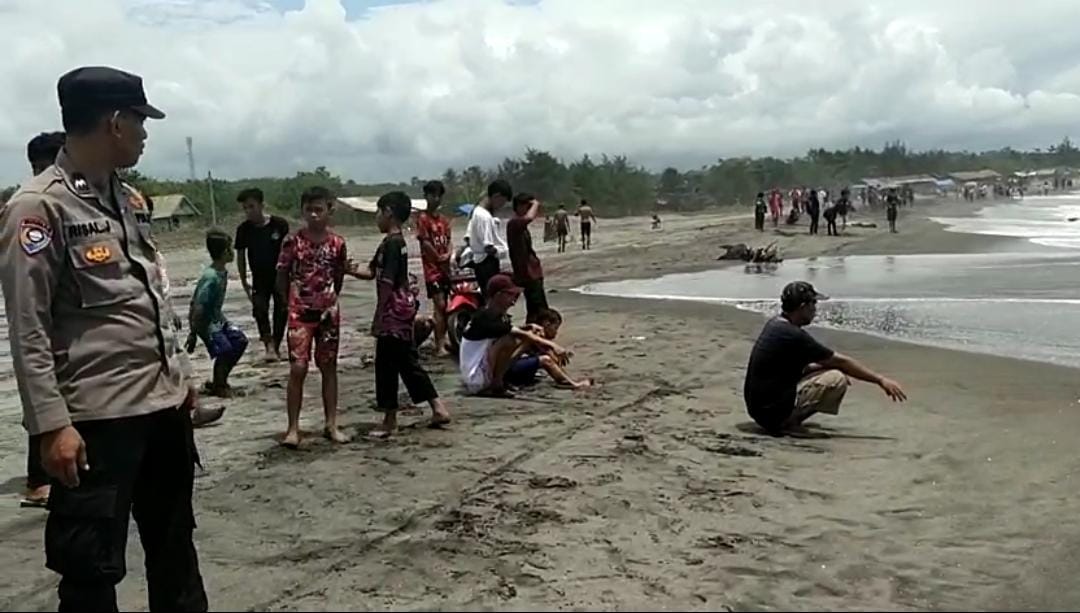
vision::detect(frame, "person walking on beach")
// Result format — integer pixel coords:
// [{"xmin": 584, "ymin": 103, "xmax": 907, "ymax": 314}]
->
[
  {"xmin": 554, "ymin": 204, "xmax": 571, "ymax": 252},
  {"xmin": 0, "ymin": 66, "xmax": 208, "ymax": 612},
  {"xmin": 886, "ymin": 188, "xmax": 900, "ymax": 233},
  {"xmin": 744, "ymin": 282, "xmax": 907, "ymax": 435},
  {"xmin": 768, "ymin": 188, "xmax": 782, "ymax": 227},
  {"xmin": 235, "ymin": 188, "xmax": 289, "ymax": 362},
  {"xmin": 836, "ymin": 188, "xmax": 851, "ymax": 233},
  {"xmin": 754, "ymin": 192, "xmax": 767, "ymax": 231},
  {"xmin": 577, "ymin": 199, "xmax": 597, "ymax": 250},
  {"xmin": 806, "ymin": 189, "xmax": 821, "ymax": 235},
  {"xmin": 467, "ymin": 180, "xmax": 511, "ymax": 302},
  {"xmin": 823, "ymin": 198, "xmax": 838, "ymax": 236},
  {"xmin": 17, "ymin": 131, "xmax": 66, "ymax": 510}
]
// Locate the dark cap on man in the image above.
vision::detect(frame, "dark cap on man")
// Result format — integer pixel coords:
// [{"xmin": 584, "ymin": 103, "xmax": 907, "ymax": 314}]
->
[
  {"xmin": 781, "ymin": 281, "xmax": 828, "ymax": 312},
  {"xmin": 486, "ymin": 273, "xmax": 522, "ymax": 298},
  {"xmin": 58, "ymin": 66, "xmax": 165, "ymax": 120}
]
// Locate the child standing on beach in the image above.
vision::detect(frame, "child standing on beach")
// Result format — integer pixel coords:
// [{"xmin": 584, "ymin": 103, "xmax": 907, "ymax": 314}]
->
[
  {"xmin": 363, "ymin": 191, "xmax": 451, "ymax": 438},
  {"xmin": 276, "ymin": 187, "xmax": 352, "ymax": 448},
  {"xmin": 187, "ymin": 229, "xmax": 249, "ymax": 398}
]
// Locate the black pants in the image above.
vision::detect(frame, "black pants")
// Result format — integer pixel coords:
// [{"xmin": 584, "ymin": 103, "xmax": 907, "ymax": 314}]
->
[
  {"xmin": 521, "ymin": 278, "xmax": 549, "ymax": 324},
  {"xmin": 375, "ymin": 336, "xmax": 438, "ymax": 411},
  {"xmin": 27, "ymin": 433, "xmax": 48, "ymax": 489},
  {"xmin": 809, "ymin": 213, "xmax": 819, "ymax": 234},
  {"xmin": 251, "ymin": 275, "xmax": 286, "ymax": 350},
  {"xmin": 45, "ymin": 408, "xmax": 207, "ymax": 613},
  {"xmin": 474, "ymin": 256, "xmax": 500, "ymax": 303},
  {"xmin": 826, "ymin": 217, "xmax": 837, "ymax": 236},
  {"xmin": 580, "ymin": 223, "xmax": 592, "ymax": 249}
]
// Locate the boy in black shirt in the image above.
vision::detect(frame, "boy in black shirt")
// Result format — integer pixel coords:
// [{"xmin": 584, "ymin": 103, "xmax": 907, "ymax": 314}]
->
[
  {"xmin": 744, "ymin": 281, "xmax": 907, "ymax": 434},
  {"xmin": 459, "ymin": 275, "xmax": 590, "ymax": 396},
  {"xmin": 235, "ymin": 187, "xmax": 290, "ymax": 361},
  {"xmin": 361, "ymin": 192, "xmax": 450, "ymax": 438}
]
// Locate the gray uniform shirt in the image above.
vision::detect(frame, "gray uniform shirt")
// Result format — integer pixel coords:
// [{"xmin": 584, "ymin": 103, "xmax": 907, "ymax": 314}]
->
[{"xmin": 0, "ymin": 149, "xmax": 189, "ymax": 435}]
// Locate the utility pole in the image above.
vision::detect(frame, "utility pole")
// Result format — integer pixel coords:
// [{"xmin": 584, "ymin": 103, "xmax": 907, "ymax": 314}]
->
[
  {"xmin": 207, "ymin": 171, "xmax": 217, "ymax": 226},
  {"xmin": 186, "ymin": 137, "xmax": 196, "ymax": 182}
]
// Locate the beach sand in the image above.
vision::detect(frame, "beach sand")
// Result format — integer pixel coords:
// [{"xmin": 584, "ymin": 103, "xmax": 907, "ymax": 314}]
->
[{"xmin": 2, "ymin": 203, "xmax": 1079, "ymax": 611}]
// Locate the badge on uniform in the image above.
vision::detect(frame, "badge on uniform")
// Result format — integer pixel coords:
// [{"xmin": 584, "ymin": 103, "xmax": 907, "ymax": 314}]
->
[
  {"xmin": 72, "ymin": 174, "xmax": 91, "ymax": 195},
  {"xmin": 85, "ymin": 244, "xmax": 112, "ymax": 264},
  {"xmin": 18, "ymin": 216, "xmax": 52, "ymax": 255}
]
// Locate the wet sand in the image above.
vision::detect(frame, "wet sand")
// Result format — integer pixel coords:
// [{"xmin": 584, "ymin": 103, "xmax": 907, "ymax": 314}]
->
[{"xmin": 2, "ymin": 203, "xmax": 1079, "ymax": 611}]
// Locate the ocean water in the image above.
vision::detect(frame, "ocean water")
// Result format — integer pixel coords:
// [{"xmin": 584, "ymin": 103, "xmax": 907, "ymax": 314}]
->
[
  {"xmin": 579, "ymin": 194, "xmax": 1080, "ymax": 368},
  {"xmin": 933, "ymin": 193, "xmax": 1080, "ymax": 250}
]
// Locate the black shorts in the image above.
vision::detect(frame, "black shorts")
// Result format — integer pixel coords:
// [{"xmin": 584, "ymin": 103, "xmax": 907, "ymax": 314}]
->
[
  {"xmin": 581, "ymin": 223, "xmax": 592, "ymax": 238},
  {"xmin": 425, "ymin": 277, "xmax": 450, "ymax": 300}
]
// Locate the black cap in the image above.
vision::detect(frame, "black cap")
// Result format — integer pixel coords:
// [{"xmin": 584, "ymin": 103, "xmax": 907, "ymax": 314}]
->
[
  {"xmin": 781, "ymin": 281, "xmax": 829, "ymax": 311},
  {"xmin": 58, "ymin": 66, "xmax": 165, "ymax": 120}
]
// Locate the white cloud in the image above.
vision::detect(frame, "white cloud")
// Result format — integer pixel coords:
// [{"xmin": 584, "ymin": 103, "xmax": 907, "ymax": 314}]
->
[{"xmin": 1, "ymin": 0, "xmax": 1079, "ymax": 184}]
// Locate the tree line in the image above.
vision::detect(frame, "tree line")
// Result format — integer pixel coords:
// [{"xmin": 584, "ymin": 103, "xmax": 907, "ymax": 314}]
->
[{"xmin": 4, "ymin": 138, "xmax": 1077, "ymax": 223}]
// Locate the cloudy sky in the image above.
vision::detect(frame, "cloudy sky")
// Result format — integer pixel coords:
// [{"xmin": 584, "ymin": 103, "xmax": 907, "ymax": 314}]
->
[{"xmin": 2, "ymin": 0, "xmax": 1079, "ymax": 184}]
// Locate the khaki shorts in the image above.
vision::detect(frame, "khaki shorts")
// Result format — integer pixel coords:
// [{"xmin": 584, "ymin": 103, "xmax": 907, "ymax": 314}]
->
[{"xmin": 784, "ymin": 369, "xmax": 850, "ymax": 428}]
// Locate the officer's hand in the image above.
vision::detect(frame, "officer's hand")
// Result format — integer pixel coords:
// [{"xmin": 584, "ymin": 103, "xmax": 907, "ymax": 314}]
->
[
  {"xmin": 40, "ymin": 426, "xmax": 88, "ymax": 488},
  {"xmin": 184, "ymin": 331, "xmax": 198, "ymax": 354}
]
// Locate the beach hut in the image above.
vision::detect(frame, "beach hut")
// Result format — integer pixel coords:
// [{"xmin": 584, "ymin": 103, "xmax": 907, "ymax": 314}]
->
[
  {"xmin": 890, "ymin": 174, "xmax": 940, "ymax": 197},
  {"xmin": 336, "ymin": 196, "xmax": 428, "ymax": 225},
  {"xmin": 947, "ymin": 169, "xmax": 1002, "ymax": 184},
  {"xmin": 150, "ymin": 194, "xmax": 201, "ymax": 231}
]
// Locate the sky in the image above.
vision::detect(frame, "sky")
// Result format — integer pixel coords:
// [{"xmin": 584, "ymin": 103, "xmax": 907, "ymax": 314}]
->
[{"xmin": 2, "ymin": 0, "xmax": 1080, "ymax": 184}]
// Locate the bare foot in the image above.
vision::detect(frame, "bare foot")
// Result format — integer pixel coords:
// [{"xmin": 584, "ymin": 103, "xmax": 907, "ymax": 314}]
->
[
  {"xmin": 282, "ymin": 430, "xmax": 301, "ymax": 449},
  {"xmin": 370, "ymin": 413, "xmax": 398, "ymax": 439},
  {"xmin": 20, "ymin": 484, "xmax": 50, "ymax": 508},
  {"xmin": 324, "ymin": 427, "xmax": 352, "ymax": 444},
  {"xmin": 429, "ymin": 402, "xmax": 451, "ymax": 428},
  {"xmin": 574, "ymin": 378, "xmax": 595, "ymax": 390}
]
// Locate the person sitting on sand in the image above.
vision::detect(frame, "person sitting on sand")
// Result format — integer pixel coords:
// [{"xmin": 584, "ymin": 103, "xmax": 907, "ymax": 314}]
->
[
  {"xmin": 186, "ymin": 229, "xmax": 248, "ymax": 398},
  {"xmin": 459, "ymin": 274, "xmax": 590, "ymax": 396},
  {"xmin": 744, "ymin": 281, "xmax": 907, "ymax": 435},
  {"xmin": 525, "ymin": 308, "xmax": 593, "ymax": 388}
]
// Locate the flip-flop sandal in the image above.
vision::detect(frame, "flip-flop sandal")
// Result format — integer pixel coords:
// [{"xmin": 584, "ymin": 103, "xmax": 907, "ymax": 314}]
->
[
  {"xmin": 429, "ymin": 416, "xmax": 452, "ymax": 429},
  {"xmin": 368, "ymin": 429, "xmax": 394, "ymax": 440},
  {"xmin": 20, "ymin": 497, "xmax": 48, "ymax": 509},
  {"xmin": 478, "ymin": 388, "xmax": 515, "ymax": 399}
]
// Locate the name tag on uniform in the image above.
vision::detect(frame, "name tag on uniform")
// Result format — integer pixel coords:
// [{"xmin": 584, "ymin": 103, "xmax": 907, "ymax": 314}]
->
[{"xmin": 65, "ymin": 218, "xmax": 115, "ymax": 241}]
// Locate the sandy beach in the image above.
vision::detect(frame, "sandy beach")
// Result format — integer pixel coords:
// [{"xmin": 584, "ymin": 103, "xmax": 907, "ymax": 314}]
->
[{"xmin": 2, "ymin": 202, "xmax": 1079, "ymax": 611}]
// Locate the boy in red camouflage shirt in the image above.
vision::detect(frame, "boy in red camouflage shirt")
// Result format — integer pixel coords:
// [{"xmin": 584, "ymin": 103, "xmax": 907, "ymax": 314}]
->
[
  {"xmin": 415, "ymin": 180, "xmax": 453, "ymax": 355},
  {"xmin": 276, "ymin": 186, "xmax": 357, "ymax": 448}
]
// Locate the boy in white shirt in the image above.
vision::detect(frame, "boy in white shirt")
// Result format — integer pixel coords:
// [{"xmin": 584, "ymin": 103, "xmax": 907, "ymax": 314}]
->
[{"xmin": 459, "ymin": 274, "xmax": 590, "ymax": 396}]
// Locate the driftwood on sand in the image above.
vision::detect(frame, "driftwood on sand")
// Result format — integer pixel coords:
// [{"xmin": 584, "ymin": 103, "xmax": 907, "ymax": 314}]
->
[{"xmin": 717, "ymin": 241, "xmax": 783, "ymax": 263}]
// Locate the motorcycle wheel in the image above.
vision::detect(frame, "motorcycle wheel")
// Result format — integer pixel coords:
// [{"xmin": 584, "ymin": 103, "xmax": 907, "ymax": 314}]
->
[{"xmin": 446, "ymin": 308, "xmax": 473, "ymax": 357}]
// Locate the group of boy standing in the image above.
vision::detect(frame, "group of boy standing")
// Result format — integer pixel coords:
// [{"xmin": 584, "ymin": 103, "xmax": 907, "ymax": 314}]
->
[{"xmin": 187, "ymin": 178, "xmax": 590, "ymax": 450}]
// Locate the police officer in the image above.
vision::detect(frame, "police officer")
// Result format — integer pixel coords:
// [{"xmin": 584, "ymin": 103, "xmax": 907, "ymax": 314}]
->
[
  {"xmin": 0, "ymin": 67, "xmax": 208, "ymax": 612},
  {"xmin": 19, "ymin": 131, "xmax": 67, "ymax": 510}
]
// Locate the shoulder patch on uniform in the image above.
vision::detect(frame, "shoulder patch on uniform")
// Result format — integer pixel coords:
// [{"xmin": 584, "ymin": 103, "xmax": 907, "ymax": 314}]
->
[
  {"xmin": 124, "ymin": 184, "xmax": 148, "ymax": 212},
  {"xmin": 18, "ymin": 216, "xmax": 52, "ymax": 255}
]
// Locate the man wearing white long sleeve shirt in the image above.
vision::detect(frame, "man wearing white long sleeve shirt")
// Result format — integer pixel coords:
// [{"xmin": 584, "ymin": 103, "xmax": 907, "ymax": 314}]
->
[{"xmin": 468, "ymin": 180, "xmax": 511, "ymax": 301}]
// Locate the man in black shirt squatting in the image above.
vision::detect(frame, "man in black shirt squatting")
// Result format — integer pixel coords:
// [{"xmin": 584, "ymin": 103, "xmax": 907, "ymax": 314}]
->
[
  {"xmin": 235, "ymin": 187, "xmax": 290, "ymax": 361},
  {"xmin": 744, "ymin": 281, "xmax": 907, "ymax": 435}
]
